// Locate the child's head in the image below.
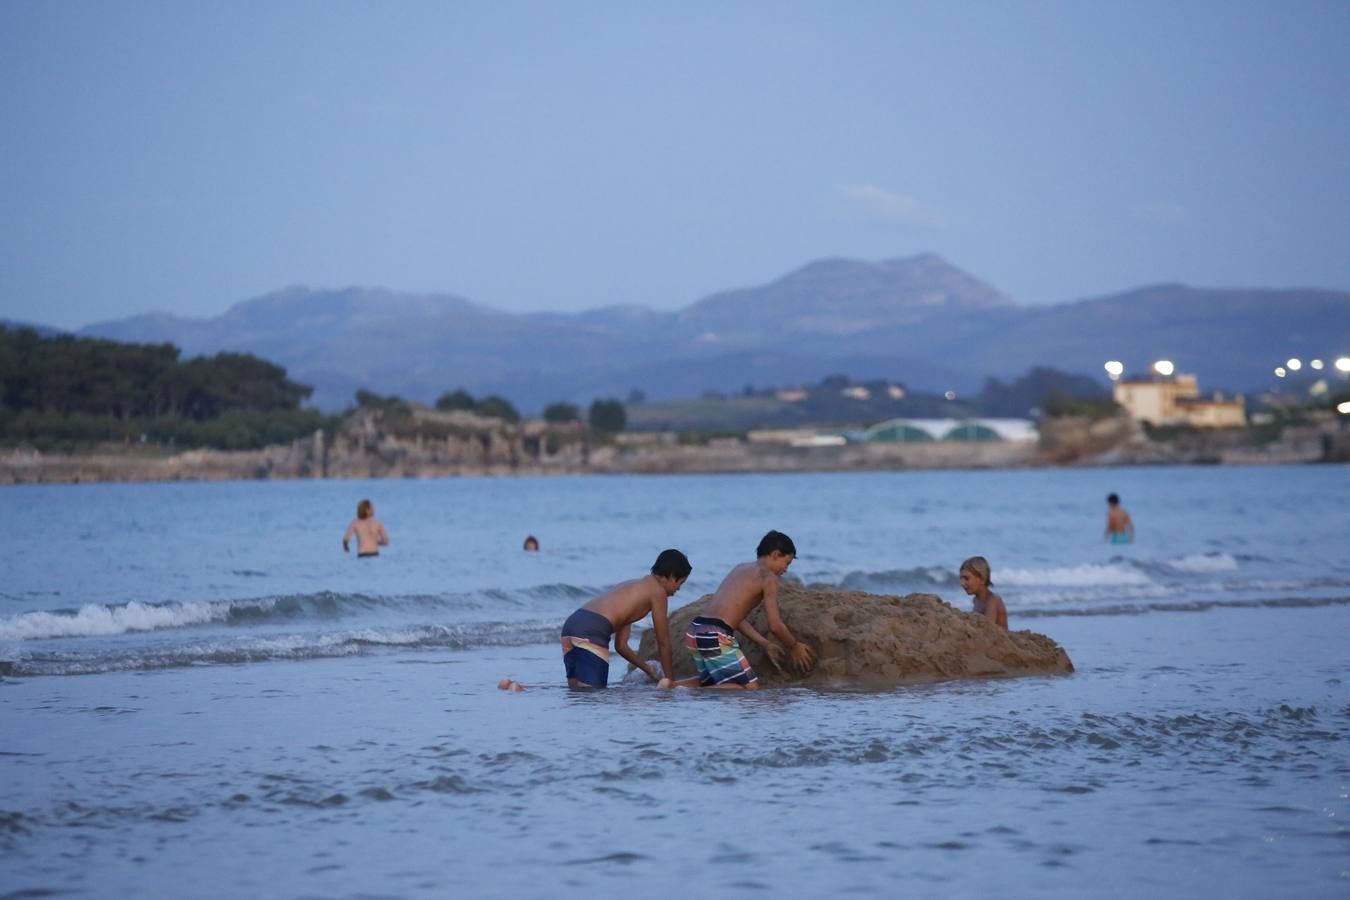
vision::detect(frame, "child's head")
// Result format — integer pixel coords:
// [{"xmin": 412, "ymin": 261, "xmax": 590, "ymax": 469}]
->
[
  {"xmin": 357, "ymin": 499, "xmax": 373, "ymax": 519},
  {"xmin": 651, "ymin": 548, "xmax": 692, "ymax": 581},
  {"xmin": 756, "ymin": 530, "xmax": 797, "ymax": 560},
  {"xmin": 523, "ymin": 535, "xmax": 540, "ymax": 551},
  {"xmin": 1107, "ymin": 493, "xmax": 1120, "ymax": 507},
  {"xmin": 959, "ymin": 556, "xmax": 992, "ymax": 594}
]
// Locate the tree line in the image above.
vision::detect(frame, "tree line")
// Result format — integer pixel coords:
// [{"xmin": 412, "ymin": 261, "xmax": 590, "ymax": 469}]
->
[
  {"xmin": 435, "ymin": 389, "xmax": 627, "ymax": 433},
  {"xmin": 0, "ymin": 326, "xmax": 334, "ymax": 451}
]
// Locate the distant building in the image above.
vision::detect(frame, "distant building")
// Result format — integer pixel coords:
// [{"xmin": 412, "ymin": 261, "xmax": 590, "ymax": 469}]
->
[
  {"xmin": 841, "ymin": 386, "xmax": 871, "ymax": 400},
  {"xmin": 775, "ymin": 388, "xmax": 809, "ymax": 402},
  {"xmin": 861, "ymin": 418, "xmax": 1038, "ymax": 443},
  {"xmin": 1113, "ymin": 374, "xmax": 1245, "ymax": 427}
]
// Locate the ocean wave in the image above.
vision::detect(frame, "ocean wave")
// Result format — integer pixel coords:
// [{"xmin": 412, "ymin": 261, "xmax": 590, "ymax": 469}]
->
[
  {"xmin": 1152, "ymin": 552, "xmax": 1241, "ymax": 575},
  {"xmin": 0, "ymin": 584, "xmax": 597, "ymax": 642},
  {"xmin": 995, "ymin": 562, "xmax": 1155, "ymax": 588},
  {"xmin": 1016, "ymin": 595, "xmax": 1350, "ymax": 618},
  {"xmin": 1, "ymin": 620, "xmax": 560, "ymax": 677},
  {"xmin": 839, "ymin": 567, "xmax": 957, "ymax": 590}
]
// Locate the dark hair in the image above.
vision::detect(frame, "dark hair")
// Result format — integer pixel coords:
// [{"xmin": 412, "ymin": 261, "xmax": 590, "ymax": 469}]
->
[
  {"xmin": 651, "ymin": 548, "xmax": 692, "ymax": 580},
  {"xmin": 357, "ymin": 499, "xmax": 373, "ymax": 519},
  {"xmin": 756, "ymin": 530, "xmax": 796, "ymax": 558},
  {"xmin": 1107, "ymin": 493, "xmax": 1120, "ymax": 505}
]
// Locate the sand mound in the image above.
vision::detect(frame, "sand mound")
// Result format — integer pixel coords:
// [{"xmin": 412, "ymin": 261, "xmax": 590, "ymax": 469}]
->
[{"xmin": 636, "ymin": 582, "xmax": 1073, "ymax": 686}]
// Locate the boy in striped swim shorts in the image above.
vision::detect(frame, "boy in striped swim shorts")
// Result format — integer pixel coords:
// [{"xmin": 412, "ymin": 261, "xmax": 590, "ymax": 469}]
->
[{"xmin": 666, "ymin": 531, "xmax": 814, "ymax": 690}]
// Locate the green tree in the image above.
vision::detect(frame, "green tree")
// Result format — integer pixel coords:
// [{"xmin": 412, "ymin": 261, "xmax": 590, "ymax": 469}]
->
[
  {"xmin": 588, "ymin": 398, "xmax": 626, "ymax": 433},
  {"xmin": 543, "ymin": 402, "xmax": 580, "ymax": 423},
  {"xmin": 476, "ymin": 395, "xmax": 520, "ymax": 423},
  {"xmin": 435, "ymin": 388, "xmax": 476, "ymax": 411}
]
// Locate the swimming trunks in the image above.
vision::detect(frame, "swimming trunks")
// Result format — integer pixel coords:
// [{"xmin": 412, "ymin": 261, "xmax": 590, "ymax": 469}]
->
[
  {"xmin": 358, "ymin": 552, "xmax": 379, "ymax": 558},
  {"xmin": 684, "ymin": 616, "xmax": 757, "ymax": 687},
  {"xmin": 1109, "ymin": 532, "xmax": 1131, "ymax": 544},
  {"xmin": 561, "ymin": 607, "xmax": 613, "ymax": 688}
]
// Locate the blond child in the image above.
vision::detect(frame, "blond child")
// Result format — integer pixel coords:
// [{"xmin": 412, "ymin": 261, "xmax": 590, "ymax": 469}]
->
[{"xmin": 959, "ymin": 556, "xmax": 1007, "ymax": 629}]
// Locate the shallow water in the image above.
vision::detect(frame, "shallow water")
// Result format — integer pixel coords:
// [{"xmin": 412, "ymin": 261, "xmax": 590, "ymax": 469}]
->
[{"xmin": 2, "ymin": 466, "xmax": 1348, "ymax": 897}]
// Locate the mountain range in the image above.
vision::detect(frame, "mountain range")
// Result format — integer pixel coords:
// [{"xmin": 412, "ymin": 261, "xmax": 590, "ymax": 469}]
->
[{"xmin": 50, "ymin": 254, "xmax": 1350, "ymax": 411}]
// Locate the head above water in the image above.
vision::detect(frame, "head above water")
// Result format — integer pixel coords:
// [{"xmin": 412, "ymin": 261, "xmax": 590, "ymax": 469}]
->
[
  {"xmin": 357, "ymin": 499, "xmax": 373, "ymax": 519},
  {"xmin": 1107, "ymin": 493, "xmax": 1120, "ymax": 506},
  {"xmin": 651, "ymin": 548, "xmax": 692, "ymax": 580},
  {"xmin": 523, "ymin": 535, "xmax": 539, "ymax": 551},
  {"xmin": 960, "ymin": 556, "xmax": 992, "ymax": 588},
  {"xmin": 756, "ymin": 530, "xmax": 797, "ymax": 560}
]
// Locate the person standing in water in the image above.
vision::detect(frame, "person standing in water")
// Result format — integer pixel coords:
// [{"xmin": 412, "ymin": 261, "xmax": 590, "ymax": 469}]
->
[
  {"xmin": 959, "ymin": 556, "xmax": 1008, "ymax": 629},
  {"xmin": 1105, "ymin": 493, "xmax": 1134, "ymax": 544},
  {"xmin": 500, "ymin": 548, "xmax": 692, "ymax": 691},
  {"xmin": 343, "ymin": 499, "xmax": 390, "ymax": 557},
  {"xmin": 665, "ymin": 530, "xmax": 814, "ymax": 689}
]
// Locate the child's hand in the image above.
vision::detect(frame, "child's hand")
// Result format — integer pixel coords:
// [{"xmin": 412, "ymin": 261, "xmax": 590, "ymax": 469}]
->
[
  {"xmin": 762, "ymin": 642, "xmax": 786, "ymax": 673},
  {"xmin": 342, "ymin": 541, "xmax": 349, "ymax": 553},
  {"xmin": 790, "ymin": 642, "xmax": 814, "ymax": 673}
]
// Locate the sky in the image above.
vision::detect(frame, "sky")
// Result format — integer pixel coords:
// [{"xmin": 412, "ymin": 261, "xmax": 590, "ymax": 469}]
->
[{"xmin": 2, "ymin": 0, "xmax": 1348, "ymax": 330}]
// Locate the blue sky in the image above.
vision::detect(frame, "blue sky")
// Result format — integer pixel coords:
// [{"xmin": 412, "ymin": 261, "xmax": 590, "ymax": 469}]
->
[{"xmin": 2, "ymin": 0, "xmax": 1347, "ymax": 330}]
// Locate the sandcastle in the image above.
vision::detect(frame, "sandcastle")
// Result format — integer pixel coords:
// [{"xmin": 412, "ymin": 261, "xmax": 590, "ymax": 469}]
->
[{"xmin": 636, "ymin": 582, "xmax": 1073, "ymax": 686}]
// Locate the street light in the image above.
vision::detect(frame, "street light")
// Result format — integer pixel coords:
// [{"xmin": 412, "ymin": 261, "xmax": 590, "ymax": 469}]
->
[
  {"xmin": 1286, "ymin": 358, "xmax": 1302, "ymax": 371},
  {"xmin": 1153, "ymin": 360, "xmax": 1174, "ymax": 377},
  {"xmin": 1339, "ymin": 401, "xmax": 1350, "ymax": 415},
  {"xmin": 1274, "ymin": 367, "xmax": 1287, "ymax": 378},
  {"xmin": 1311, "ymin": 359, "xmax": 1324, "ymax": 370},
  {"xmin": 1336, "ymin": 357, "xmax": 1350, "ymax": 373},
  {"xmin": 1104, "ymin": 360, "xmax": 1124, "ymax": 380}
]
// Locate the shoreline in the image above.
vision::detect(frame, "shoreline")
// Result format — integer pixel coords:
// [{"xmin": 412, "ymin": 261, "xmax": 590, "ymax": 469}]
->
[{"xmin": 2, "ymin": 429, "xmax": 1339, "ymax": 485}]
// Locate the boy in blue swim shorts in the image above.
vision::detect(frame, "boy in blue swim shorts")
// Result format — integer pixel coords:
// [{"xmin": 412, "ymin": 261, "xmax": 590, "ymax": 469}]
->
[
  {"xmin": 500, "ymin": 549, "xmax": 691, "ymax": 691},
  {"xmin": 666, "ymin": 531, "xmax": 814, "ymax": 690}
]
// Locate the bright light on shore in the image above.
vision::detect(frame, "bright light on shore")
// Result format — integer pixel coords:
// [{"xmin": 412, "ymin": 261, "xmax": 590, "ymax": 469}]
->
[
  {"xmin": 1336, "ymin": 357, "xmax": 1350, "ymax": 373},
  {"xmin": 1286, "ymin": 358, "xmax": 1302, "ymax": 371},
  {"xmin": 1310, "ymin": 359, "xmax": 1324, "ymax": 370},
  {"xmin": 1339, "ymin": 401, "xmax": 1350, "ymax": 415},
  {"xmin": 1104, "ymin": 360, "xmax": 1124, "ymax": 380},
  {"xmin": 1153, "ymin": 360, "xmax": 1174, "ymax": 377},
  {"xmin": 1274, "ymin": 367, "xmax": 1286, "ymax": 377}
]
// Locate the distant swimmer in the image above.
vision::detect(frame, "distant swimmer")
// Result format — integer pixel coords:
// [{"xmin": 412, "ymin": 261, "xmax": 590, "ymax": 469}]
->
[
  {"xmin": 499, "ymin": 548, "xmax": 691, "ymax": 692},
  {"xmin": 522, "ymin": 535, "xmax": 540, "ymax": 552},
  {"xmin": 959, "ymin": 556, "xmax": 1007, "ymax": 629},
  {"xmin": 662, "ymin": 530, "xmax": 814, "ymax": 690},
  {"xmin": 1105, "ymin": 493, "xmax": 1134, "ymax": 544},
  {"xmin": 342, "ymin": 499, "xmax": 390, "ymax": 557}
]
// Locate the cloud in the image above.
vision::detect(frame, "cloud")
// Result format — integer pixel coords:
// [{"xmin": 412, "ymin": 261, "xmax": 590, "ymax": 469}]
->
[{"xmin": 834, "ymin": 183, "xmax": 944, "ymax": 229}]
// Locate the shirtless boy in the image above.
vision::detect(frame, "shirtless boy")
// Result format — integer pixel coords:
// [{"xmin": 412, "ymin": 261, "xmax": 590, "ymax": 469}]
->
[
  {"xmin": 501, "ymin": 549, "xmax": 692, "ymax": 691},
  {"xmin": 1105, "ymin": 493, "xmax": 1134, "ymax": 544},
  {"xmin": 959, "ymin": 556, "xmax": 1008, "ymax": 629},
  {"xmin": 343, "ymin": 499, "xmax": 390, "ymax": 557},
  {"xmin": 665, "ymin": 530, "xmax": 814, "ymax": 689}
]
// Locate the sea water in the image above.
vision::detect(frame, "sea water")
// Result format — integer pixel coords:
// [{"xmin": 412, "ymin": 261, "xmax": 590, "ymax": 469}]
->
[{"xmin": 1, "ymin": 466, "xmax": 1347, "ymax": 897}]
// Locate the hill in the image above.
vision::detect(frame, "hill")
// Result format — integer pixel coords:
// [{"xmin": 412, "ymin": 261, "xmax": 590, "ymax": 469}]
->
[{"xmin": 71, "ymin": 256, "xmax": 1350, "ymax": 411}]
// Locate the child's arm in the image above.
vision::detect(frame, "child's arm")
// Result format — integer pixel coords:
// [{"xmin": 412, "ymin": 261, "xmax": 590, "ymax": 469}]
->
[
  {"xmin": 342, "ymin": 521, "xmax": 357, "ymax": 552},
  {"xmin": 612, "ymin": 624, "xmax": 660, "ymax": 681},
  {"xmin": 735, "ymin": 619, "xmax": 785, "ymax": 672},
  {"xmin": 649, "ymin": 594, "xmax": 674, "ymax": 683},
  {"xmin": 377, "ymin": 522, "xmax": 390, "ymax": 546},
  {"xmin": 761, "ymin": 580, "xmax": 815, "ymax": 672}
]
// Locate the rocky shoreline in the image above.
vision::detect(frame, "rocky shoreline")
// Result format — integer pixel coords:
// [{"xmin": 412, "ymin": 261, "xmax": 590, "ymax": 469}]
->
[{"xmin": 3, "ymin": 411, "xmax": 1343, "ymax": 485}]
